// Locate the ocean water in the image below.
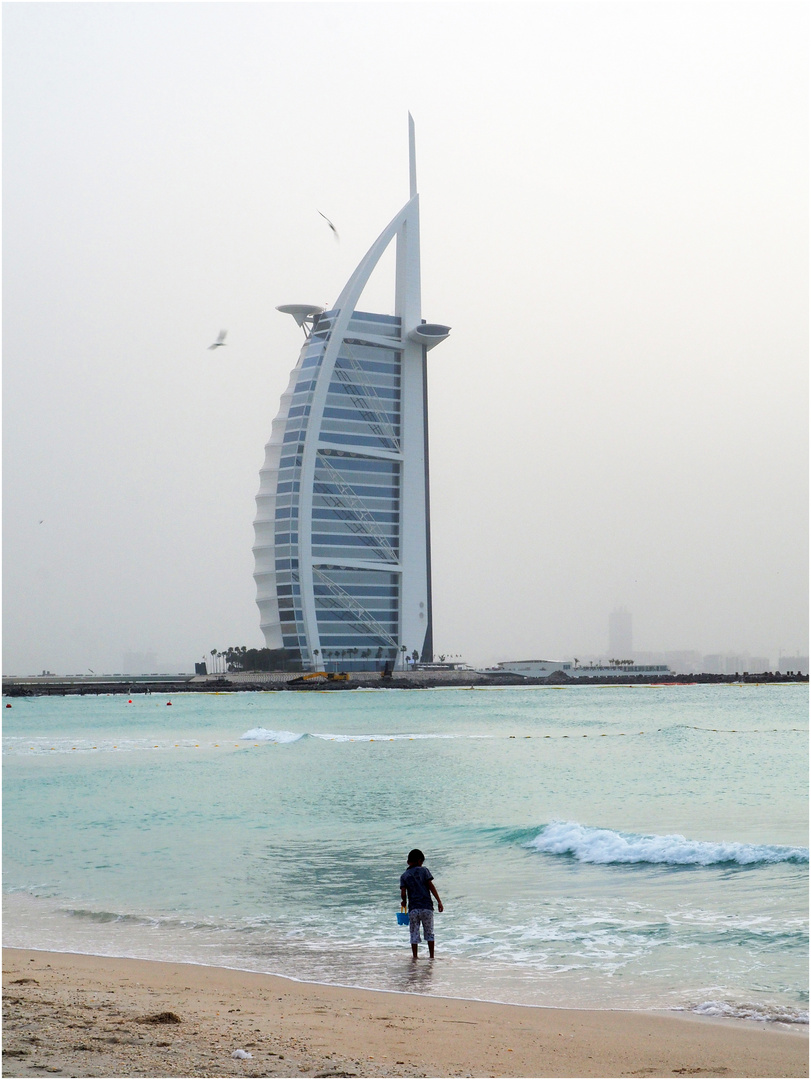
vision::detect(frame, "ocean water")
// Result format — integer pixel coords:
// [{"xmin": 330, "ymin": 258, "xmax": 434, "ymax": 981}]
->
[{"xmin": 3, "ymin": 683, "xmax": 808, "ymax": 1025}]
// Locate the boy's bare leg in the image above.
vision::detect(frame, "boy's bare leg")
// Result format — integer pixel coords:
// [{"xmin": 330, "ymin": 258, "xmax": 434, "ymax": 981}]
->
[
  {"xmin": 411, "ymin": 943, "xmax": 419, "ymax": 959},
  {"xmin": 428, "ymin": 941, "xmax": 435, "ymax": 958}
]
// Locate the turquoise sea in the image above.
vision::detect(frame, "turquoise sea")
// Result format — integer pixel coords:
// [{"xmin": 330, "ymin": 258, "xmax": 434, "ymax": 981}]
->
[{"xmin": 3, "ymin": 683, "xmax": 808, "ymax": 1024}]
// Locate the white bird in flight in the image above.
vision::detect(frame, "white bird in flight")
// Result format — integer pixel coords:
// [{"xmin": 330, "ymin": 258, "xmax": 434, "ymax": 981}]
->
[
  {"xmin": 318, "ymin": 210, "xmax": 340, "ymax": 242},
  {"xmin": 208, "ymin": 329, "xmax": 228, "ymax": 350}
]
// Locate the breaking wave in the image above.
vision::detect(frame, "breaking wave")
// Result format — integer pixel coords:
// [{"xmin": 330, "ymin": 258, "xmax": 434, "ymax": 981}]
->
[
  {"xmin": 240, "ymin": 728, "xmax": 466, "ymax": 743},
  {"xmin": 527, "ymin": 821, "xmax": 809, "ymax": 867},
  {"xmin": 689, "ymin": 1000, "xmax": 808, "ymax": 1024},
  {"xmin": 241, "ymin": 728, "xmax": 305, "ymax": 744}
]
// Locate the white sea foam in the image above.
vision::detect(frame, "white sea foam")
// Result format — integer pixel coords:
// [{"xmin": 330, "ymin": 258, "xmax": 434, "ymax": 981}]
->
[
  {"xmin": 690, "ymin": 1000, "xmax": 809, "ymax": 1024},
  {"xmin": 240, "ymin": 728, "xmax": 305, "ymax": 743},
  {"xmin": 240, "ymin": 728, "xmax": 467, "ymax": 743},
  {"xmin": 528, "ymin": 821, "xmax": 809, "ymax": 866}
]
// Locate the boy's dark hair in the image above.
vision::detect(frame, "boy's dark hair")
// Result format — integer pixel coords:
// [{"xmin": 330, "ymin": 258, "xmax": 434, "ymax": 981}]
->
[{"xmin": 407, "ymin": 849, "xmax": 425, "ymax": 865}]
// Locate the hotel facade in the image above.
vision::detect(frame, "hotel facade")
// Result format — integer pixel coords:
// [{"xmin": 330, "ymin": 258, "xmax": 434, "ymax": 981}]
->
[{"xmin": 253, "ymin": 118, "xmax": 449, "ymax": 672}]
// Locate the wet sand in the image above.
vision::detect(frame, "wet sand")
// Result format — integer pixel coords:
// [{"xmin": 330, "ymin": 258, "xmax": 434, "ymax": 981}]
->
[{"xmin": 3, "ymin": 948, "xmax": 807, "ymax": 1078}]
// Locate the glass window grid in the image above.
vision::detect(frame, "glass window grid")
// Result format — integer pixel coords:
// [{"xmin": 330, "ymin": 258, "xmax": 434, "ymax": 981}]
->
[
  {"xmin": 327, "ymin": 376, "xmax": 401, "ymax": 392},
  {"xmin": 314, "ymin": 463, "xmax": 400, "ymax": 480},
  {"xmin": 330, "ymin": 369, "xmax": 401, "ymax": 391},
  {"xmin": 323, "ymin": 406, "xmax": 400, "ymax": 423},
  {"xmin": 313, "ymin": 509, "xmax": 398, "ymax": 523},
  {"xmin": 326, "ymin": 388, "xmax": 397, "ymax": 406},
  {"xmin": 313, "ymin": 585, "xmax": 398, "ymax": 597},
  {"xmin": 318, "ymin": 452, "xmax": 400, "ymax": 473},
  {"xmin": 317, "ymin": 621, "xmax": 398, "ymax": 633},
  {"xmin": 313, "ymin": 483, "xmax": 399, "ymax": 500},
  {"xmin": 340, "ymin": 345, "xmax": 400, "ymax": 360},
  {"xmin": 314, "ymin": 608, "xmax": 398, "ymax": 620},
  {"xmin": 318, "ymin": 433, "xmax": 398, "ymax": 450},
  {"xmin": 314, "ymin": 569, "xmax": 399, "ymax": 583},
  {"xmin": 311, "ymin": 519, "xmax": 398, "ymax": 536},
  {"xmin": 317, "ymin": 639, "xmax": 396, "ymax": 648},
  {"xmin": 313, "ymin": 501, "xmax": 399, "ymax": 517},
  {"xmin": 336, "ymin": 347, "xmax": 400, "ymax": 364},
  {"xmin": 335, "ymin": 357, "xmax": 400, "ymax": 376},
  {"xmin": 312, "ymin": 538, "xmax": 398, "ymax": 555},
  {"xmin": 312, "ymin": 546, "xmax": 396, "ymax": 560},
  {"xmin": 320, "ymin": 419, "xmax": 402, "ymax": 435},
  {"xmin": 315, "ymin": 597, "xmax": 398, "ymax": 610}
]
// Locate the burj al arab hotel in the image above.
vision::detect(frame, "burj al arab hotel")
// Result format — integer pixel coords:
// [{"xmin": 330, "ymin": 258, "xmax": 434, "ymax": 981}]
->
[{"xmin": 253, "ymin": 117, "xmax": 450, "ymax": 672}]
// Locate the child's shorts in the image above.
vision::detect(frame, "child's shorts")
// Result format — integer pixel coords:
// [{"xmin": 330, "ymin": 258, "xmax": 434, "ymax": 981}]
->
[{"xmin": 408, "ymin": 908, "xmax": 434, "ymax": 944}]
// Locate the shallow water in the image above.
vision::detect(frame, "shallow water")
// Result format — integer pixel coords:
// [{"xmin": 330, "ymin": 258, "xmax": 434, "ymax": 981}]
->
[{"xmin": 3, "ymin": 683, "xmax": 807, "ymax": 1022}]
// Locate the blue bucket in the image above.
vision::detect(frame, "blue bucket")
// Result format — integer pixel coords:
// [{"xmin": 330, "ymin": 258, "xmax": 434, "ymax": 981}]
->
[{"xmin": 396, "ymin": 908, "xmax": 409, "ymax": 926}]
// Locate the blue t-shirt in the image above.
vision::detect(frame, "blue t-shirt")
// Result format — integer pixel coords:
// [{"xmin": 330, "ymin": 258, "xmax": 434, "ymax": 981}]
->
[{"xmin": 400, "ymin": 865, "xmax": 434, "ymax": 911}]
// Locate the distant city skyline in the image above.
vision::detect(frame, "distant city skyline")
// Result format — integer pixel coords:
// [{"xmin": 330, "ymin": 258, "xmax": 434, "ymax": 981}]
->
[{"xmin": 102, "ymin": 641, "xmax": 809, "ymax": 679}]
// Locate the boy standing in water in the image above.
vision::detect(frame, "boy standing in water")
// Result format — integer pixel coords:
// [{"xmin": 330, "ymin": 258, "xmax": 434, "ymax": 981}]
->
[{"xmin": 400, "ymin": 848, "xmax": 443, "ymax": 958}]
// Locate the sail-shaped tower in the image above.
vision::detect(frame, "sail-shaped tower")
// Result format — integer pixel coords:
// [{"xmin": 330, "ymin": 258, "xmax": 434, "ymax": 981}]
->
[{"xmin": 253, "ymin": 117, "xmax": 450, "ymax": 672}]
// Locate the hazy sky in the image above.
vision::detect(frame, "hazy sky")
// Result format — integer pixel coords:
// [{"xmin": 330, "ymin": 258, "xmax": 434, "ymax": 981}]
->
[{"xmin": 4, "ymin": 1, "xmax": 808, "ymax": 673}]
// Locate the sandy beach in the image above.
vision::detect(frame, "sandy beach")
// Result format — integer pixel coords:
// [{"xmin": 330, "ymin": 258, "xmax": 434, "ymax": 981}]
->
[{"xmin": 2, "ymin": 949, "xmax": 806, "ymax": 1079}]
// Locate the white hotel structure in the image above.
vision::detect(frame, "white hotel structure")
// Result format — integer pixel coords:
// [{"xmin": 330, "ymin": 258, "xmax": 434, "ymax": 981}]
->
[{"xmin": 253, "ymin": 118, "xmax": 450, "ymax": 672}]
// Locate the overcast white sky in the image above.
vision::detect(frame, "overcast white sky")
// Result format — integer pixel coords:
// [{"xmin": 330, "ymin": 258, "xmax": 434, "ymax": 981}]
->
[{"xmin": 4, "ymin": 1, "xmax": 808, "ymax": 674}]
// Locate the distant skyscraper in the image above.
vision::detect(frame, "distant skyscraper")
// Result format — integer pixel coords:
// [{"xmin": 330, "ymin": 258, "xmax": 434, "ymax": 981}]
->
[
  {"xmin": 609, "ymin": 608, "xmax": 633, "ymax": 658},
  {"xmin": 253, "ymin": 117, "xmax": 450, "ymax": 672}
]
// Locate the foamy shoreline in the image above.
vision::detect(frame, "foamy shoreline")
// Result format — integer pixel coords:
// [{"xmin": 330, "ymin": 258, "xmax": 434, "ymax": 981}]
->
[{"xmin": 3, "ymin": 948, "xmax": 807, "ymax": 1078}]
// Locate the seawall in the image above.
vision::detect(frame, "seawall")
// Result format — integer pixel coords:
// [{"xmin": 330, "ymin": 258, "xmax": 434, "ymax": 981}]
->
[{"xmin": 2, "ymin": 670, "xmax": 807, "ymax": 696}]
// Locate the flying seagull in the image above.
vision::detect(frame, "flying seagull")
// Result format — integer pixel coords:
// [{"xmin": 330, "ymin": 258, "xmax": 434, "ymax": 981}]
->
[
  {"xmin": 317, "ymin": 210, "xmax": 340, "ymax": 242},
  {"xmin": 208, "ymin": 329, "xmax": 228, "ymax": 350}
]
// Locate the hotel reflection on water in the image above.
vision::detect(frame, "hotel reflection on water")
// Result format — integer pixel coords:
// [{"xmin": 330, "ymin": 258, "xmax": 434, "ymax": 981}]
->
[{"xmin": 253, "ymin": 118, "xmax": 450, "ymax": 672}]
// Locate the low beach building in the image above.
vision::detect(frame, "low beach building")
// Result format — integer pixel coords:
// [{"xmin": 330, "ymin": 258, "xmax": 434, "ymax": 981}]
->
[{"xmin": 494, "ymin": 659, "xmax": 672, "ymax": 679}]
